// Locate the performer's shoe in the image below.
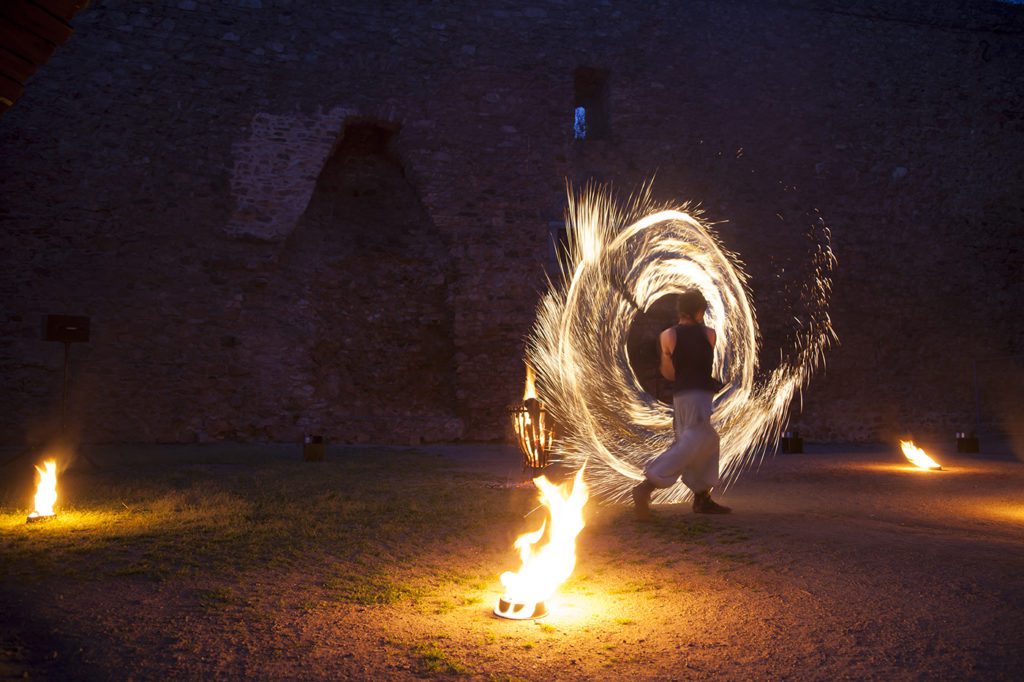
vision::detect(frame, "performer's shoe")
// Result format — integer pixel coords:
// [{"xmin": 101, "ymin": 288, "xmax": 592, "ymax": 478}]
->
[
  {"xmin": 632, "ymin": 483, "xmax": 653, "ymax": 521},
  {"xmin": 692, "ymin": 490, "xmax": 731, "ymax": 514}
]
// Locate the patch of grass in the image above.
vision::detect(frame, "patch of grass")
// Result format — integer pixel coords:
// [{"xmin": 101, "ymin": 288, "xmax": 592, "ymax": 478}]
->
[
  {"xmin": 325, "ymin": 572, "xmax": 421, "ymax": 606},
  {"xmin": 536, "ymin": 622, "xmax": 557, "ymax": 634},
  {"xmin": 432, "ymin": 598, "xmax": 455, "ymax": 614},
  {"xmin": 712, "ymin": 550, "xmax": 758, "ymax": 565},
  {"xmin": 0, "ymin": 446, "xmax": 610, "ymax": 677},
  {"xmin": 426, "ymin": 568, "xmax": 486, "ymax": 587},
  {"xmin": 659, "ymin": 516, "xmax": 714, "ymax": 539},
  {"xmin": 412, "ymin": 641, "xmax": 467, "ymax": 675},
  {"xmin": 199, "ymin": 586, "xmax": 239, "ymax": 610},
  {"xmin": 428, "ymin": 592, "xmax": 483, "ymax": 614},
  {"xmin": 610, "ymin": 579, "xmax": 663, "ymax": 594},
  {"xmin": 614, "ymin": 617, "xmax": 635, "ymax": 625},
  {"xmin": 0, "ymin": 448, "xmax": 525, "ymax": 585},
  {"xmin": 710, "ymin": 524, "xmax": 752, "ymax": 544}
]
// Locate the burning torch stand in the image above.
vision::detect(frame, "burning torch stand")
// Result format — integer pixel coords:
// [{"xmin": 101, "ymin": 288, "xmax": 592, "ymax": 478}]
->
[{"xmin": 508, "ymin": 397, "xmax": 555, "ymax": 477}]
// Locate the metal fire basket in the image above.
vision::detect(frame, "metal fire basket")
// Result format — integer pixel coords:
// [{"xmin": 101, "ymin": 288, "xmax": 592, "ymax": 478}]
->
[
  {"xmin": 508, "ymin": 398, "xmax": 554, "ymax": 473},
  {"xmin": 302, "ymin": 434, "xmax": 326, "ymax": 461},
  {"xmin": 955, "ymin": 431, "xmax": 979, "ymax": 454},
  {"xmin": 780, "ymin": 430, "xmax": 804, "ymax": 454},
  {"xmin": 494, "ymin": 597, "xmax": 548, "ymax": 620}
]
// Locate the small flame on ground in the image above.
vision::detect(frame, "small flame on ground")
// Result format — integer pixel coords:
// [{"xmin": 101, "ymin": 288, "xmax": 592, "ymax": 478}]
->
[
  {"xmin": 900, "ymin": 440, "xmax": 942, "ymax": 470},
  {"xmin": 495, "ymin": 468, "xmax": 589, "ymax": 619},
  {"xmin": 28, "ymin": 460, "xmax": 58, "ymax": 520}
]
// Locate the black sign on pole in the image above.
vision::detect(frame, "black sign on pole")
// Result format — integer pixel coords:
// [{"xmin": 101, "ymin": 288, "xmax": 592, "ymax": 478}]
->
[
  {"xmin": 43, "ymin": 315, "xmax": 90, "ymax": 344},
  {"xmin": 42, "ymin": 315, "xmax": 90, "ymax": 439}
]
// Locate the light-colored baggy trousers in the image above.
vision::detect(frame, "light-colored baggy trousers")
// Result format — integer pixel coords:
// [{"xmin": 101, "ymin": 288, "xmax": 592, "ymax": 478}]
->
[{"xmin": 643, "ymin": 390, "xmax": 720, "ymax": 491}]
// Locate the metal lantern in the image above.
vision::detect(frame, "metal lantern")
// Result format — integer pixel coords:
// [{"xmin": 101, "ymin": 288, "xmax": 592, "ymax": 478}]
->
[
  {"xmin": 955, "ymin": 431, "xmax": 979, "ymax": 454},
  {"xmin": 302, "ymin": 434, "xmax": 326, "ymax": 461},
  {"xmin": 508, "ymin": 397, "xmax": 554, "ymax": 473},
  {"xmin": 780, "ymin": 430, "xmax": 804, "ymax": 454}
]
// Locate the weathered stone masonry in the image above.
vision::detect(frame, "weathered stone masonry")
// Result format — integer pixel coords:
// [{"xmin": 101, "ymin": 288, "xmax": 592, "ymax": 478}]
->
[{"xmin": 0, "ymin": 0, "xmax": 1021, "ymax": 446}]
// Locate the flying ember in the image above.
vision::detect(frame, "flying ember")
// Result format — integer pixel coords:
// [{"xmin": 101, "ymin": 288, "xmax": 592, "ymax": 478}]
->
[
  {"xmin": 495, "ymin": 468, "xmax": 589, "ymax": 620},
  {"xmin": 900, "ymin": 440, "xmax": 942, "ymax": 470},
  {"xmin": 27, "ymin": 460, "xmax": 58, "ymax": 522}
]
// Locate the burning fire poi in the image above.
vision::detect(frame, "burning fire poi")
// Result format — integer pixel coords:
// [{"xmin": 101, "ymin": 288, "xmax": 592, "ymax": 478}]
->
[
  {"xmin": 526, "ymin": 182, "xmax": 836, "ymax": 503},
  {"xmin": 28, "ymin": 460, "xmax": 58, "ymax": 522},
  {"xmin": 495, "ymin": 468, "xmax": 588, "ymax": 619},
  {"xmin": 900, "ymin": 440, "xmax": 942, "ymax": 470}
]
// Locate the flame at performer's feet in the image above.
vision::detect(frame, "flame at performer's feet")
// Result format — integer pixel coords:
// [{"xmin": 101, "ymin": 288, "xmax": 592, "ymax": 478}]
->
[{"xmin": 495, "ymin": 468, "xmax": 588, "ymax": 619}]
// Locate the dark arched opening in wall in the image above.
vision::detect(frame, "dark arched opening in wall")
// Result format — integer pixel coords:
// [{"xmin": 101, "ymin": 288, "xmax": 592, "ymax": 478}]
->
[
  {"xmin": 626, "ymin": 294, "xmax": 678, "ymax": 405},
  {"xmin": 285, "ymin": 119, "xmax": 459, "ymax": 443}
]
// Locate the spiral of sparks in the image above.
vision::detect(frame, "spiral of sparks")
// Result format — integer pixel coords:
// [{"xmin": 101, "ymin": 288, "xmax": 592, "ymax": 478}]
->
[{"xmin": 527, "ymin": 182, "xmax": 836, "ymax": 504}]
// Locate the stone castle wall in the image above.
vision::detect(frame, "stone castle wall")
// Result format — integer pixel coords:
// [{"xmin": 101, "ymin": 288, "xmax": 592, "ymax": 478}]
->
[{"xmin": 1, "ymin": 0, "xmax": 1021, "ymax": 445}]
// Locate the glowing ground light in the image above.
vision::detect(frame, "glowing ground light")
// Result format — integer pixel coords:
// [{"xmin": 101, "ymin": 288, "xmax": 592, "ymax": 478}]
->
[
  {"xmin": 27, "ymin": 460, "xmax": 58, "ymax": 522},
  {"xmin": 526, "ymin": 182, "xmax": 836, "ymax": 503},
  {"xmin": 900, "ymin": 440, "xmax": 942, "ymax": 470},
  {"xmin": 495, "ymin": 468, "xmax": 589, "ymax": 620}
]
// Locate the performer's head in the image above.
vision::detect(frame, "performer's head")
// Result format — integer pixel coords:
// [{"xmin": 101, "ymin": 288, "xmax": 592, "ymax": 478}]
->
[{"xmin": 676, "ymin": 289, "xmax": 708, "ymax": 321}]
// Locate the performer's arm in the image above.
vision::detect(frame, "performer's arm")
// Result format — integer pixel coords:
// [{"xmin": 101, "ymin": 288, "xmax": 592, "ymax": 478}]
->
[{"xmin": 659, "ymin": 328, "xmax": 676, "ymax": 382}]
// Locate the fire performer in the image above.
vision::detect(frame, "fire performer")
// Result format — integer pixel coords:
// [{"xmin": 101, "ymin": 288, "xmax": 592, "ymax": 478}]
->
[{"xmin": 632, "ymin": 289, "xmax": 731, "ymax": 518}]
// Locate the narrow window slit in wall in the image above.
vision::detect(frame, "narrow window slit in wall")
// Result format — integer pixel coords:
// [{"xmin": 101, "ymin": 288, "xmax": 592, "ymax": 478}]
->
[{"xmin": 548, "ymin": 220, "xmax": 570, "ymax": 271}]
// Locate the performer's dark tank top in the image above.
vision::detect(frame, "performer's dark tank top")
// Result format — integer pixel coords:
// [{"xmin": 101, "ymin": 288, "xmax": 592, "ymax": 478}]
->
[{"xmin": 672, "ymin": 324, "xmax": 717, "ymax": 392}]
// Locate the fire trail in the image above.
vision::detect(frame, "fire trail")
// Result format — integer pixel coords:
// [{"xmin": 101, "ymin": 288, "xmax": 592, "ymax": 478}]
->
[{"xmin": 526, "ymin": 182, "xmax": 836, "ymax": 504}]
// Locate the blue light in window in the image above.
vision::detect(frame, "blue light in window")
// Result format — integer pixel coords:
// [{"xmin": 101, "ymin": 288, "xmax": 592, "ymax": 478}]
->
[{"xmin": 574, "ymin": 106, "xmax": 586, "ymax": 140}]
